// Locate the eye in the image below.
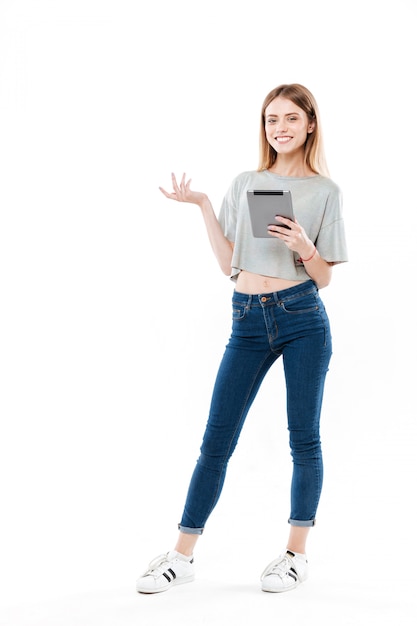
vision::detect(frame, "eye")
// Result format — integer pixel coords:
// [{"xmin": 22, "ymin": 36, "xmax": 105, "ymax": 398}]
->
[{"xmin": 288, "ymin": 116, "xmax": 298, "ymax": 122}]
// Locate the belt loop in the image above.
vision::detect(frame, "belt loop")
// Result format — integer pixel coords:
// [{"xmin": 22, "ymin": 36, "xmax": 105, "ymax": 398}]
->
[{"xmin": 246, "ymin": 294, "xmax": 253, "ymax": 309}]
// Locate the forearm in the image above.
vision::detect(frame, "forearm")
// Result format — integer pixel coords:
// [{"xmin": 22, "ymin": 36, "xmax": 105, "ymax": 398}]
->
[
  {"xmin": 198, "ymin": 197, "xmax": 233, "ymax": 275},
  {"xmin": 299, "ymin": 246, "xmax": 332, "ymax": 289}
]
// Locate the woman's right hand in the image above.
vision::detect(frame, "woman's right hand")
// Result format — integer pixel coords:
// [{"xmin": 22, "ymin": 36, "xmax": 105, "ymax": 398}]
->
[
  {"xmin": 159, "ymin": 173, "xmax": 208, "ymax": 206},
  {"xmin": 160, "ymin": 172, "xmax": 233, "ymax": 275}
]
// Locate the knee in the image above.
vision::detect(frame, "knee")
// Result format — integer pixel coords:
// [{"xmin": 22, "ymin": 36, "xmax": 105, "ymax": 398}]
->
[
  {"xmin": 197, "ymin": 450, "xmax": 229, "ymax": 473},
  {"xmin": 289, "ymin": 436, "xmax": 322, "ymax": 462}
]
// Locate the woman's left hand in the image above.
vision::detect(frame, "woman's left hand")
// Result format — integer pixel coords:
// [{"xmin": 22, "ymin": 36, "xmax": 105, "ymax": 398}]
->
[{"xmin": 268, "ymin": 216, "xmax": 315, "ymax": 259}]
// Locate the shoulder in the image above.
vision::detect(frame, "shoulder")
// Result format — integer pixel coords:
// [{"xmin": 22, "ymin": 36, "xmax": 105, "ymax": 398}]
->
[
  {"xmin": 228, "ymin": 170, "xmax": 269, "ymax": 190},
  {"xmin": 312, "ymin": 177, "xmax": 344, "ymax": 220},
  {"xmin": 310, "ymin": 175, "xmax": 342, "ymax": 196},
  {"xmin": 230, "ymin": 169, "xmax": 258, "ymax": 184}
]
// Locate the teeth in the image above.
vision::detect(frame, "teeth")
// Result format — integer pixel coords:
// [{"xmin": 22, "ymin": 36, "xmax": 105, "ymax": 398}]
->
[{"xmin": 276, "ymin": 137, "xmax": 291, "ymax": 143}]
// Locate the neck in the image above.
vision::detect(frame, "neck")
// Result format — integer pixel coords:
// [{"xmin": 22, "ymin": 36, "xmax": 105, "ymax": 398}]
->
[{"xmin": 269, "ymin": 155, "xmax": 314, "ymax": 178}]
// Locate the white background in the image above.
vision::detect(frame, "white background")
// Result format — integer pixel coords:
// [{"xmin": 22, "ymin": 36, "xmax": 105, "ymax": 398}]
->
[{"xmin": 0, "ymin": 0, "xmax": 416, "ymax": 624}]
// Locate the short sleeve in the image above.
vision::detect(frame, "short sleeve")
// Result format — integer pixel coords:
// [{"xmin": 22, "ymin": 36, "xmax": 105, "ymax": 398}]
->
[
  {"xmin": 315, "ymin": 187, "xmax": 348, "ymax": 263},
  {"xmin": 218, "ymin": 177, "xmax": 240, "ymax": 242}
]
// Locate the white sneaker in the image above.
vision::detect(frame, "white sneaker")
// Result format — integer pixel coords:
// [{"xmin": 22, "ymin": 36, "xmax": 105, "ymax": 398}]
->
[
  {"xmin": 136, "ymin": 551, "xmax": 195, "ymax": 594},
  {"xmin": 261, "ymin": 550, "xmax": 308, "ymax": 593}
]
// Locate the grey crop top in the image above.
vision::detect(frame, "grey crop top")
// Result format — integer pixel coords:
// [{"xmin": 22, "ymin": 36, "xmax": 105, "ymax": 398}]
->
[{"xmin": 218, "ymin": 169, "xmax": 348, "ymax": 282}]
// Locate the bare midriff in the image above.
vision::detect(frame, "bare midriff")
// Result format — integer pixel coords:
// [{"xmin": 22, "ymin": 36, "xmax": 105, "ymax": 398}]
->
[{"xmin": 235, "ymin": 270, "xmax": 304, "ymax": 295}]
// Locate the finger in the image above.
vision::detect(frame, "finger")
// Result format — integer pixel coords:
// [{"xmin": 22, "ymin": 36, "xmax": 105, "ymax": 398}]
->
[
  {"xmin": 159, "ymin": 186, "xmax": 176, "ymax": 200},
  {"xmin": 267, "ymin": 225, "xmax": 287, "ymax": 237},
  {"xmin": 170, "ymin": 172, "xmax": 179, "ymax": 191},
  {"xmin": 275, "ymin": 215, "xmax": 293, "ymax": 227},
  {"xmin": 178, "ymin": 172, "xmax": 188, "ymax": 193}
]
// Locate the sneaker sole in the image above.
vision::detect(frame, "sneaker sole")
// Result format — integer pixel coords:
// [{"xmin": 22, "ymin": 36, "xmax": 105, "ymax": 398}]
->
[
  {"xmin": 262, "ymin": 582, "xmax": 299, "ymax": 593},
  {"xmin": 136, "ymin": 574, "xmax": 195, "ymax": 594},
  {"xmin": 262, "ymin": 575, "xmax": 307, "ymax": 593}
]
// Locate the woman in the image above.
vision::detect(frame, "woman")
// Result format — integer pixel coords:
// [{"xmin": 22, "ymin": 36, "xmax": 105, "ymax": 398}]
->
[{"xmin": 136, "ymin": 83, "xmax": 348, "ymax": 594}]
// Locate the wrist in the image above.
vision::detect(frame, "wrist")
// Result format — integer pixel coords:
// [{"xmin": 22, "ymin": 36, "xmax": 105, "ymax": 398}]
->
[
  {"xmin": 299, "ymin": 245, "xmax": 317, "ymax": 263},
  {"xmin": 198, "ymin": 196, "xmax": 211, "ymax": 211}
]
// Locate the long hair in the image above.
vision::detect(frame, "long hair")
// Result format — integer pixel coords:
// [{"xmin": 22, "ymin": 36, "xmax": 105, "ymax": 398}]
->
[{"xmin": 258, "ymin": 83, "xmax": 329, "ymax": 177}]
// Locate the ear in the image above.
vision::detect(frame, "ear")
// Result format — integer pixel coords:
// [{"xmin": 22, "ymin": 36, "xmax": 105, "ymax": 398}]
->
[{"xmin": 307, "ymin": 120, "xmax": 316, "ymax": 134}]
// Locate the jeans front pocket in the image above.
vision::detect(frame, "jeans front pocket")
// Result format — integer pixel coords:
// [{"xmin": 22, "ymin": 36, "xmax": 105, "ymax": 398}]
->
[
  {"xmin": 232, "ymin": 303, "xmax": 247, "ymax": 321},
  {"xmin": 280, "ymin": 292, "xmax": 319, "ymax": 315}
]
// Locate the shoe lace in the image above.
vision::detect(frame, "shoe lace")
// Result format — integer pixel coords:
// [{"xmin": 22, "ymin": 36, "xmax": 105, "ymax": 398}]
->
[
  {"xmin": 143, "ymin": 553, "xmax": 171, "ymax": 578},
  {"xmin": 260, "ymin": 554, "xmax": 297, "ymax": 582}
]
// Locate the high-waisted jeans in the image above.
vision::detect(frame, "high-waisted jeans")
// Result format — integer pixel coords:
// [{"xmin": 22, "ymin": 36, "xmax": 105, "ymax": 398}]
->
[{"xmin": 178, "ymin": 280, "xmax": 332, "ymax": 534}]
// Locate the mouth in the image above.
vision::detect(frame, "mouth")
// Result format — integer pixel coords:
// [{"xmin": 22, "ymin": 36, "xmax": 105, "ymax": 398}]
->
[{"xmin": 275, "ymin": 136, "xmax": 292, "ymax": 144}]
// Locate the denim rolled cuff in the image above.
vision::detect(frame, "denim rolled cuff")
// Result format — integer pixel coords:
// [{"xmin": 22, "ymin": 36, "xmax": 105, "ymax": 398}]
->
[
  {"xmin": 288, "ymin": 518, "xmax": 316, "ymax": 527},
  {"xmin": 178, "ymin": 524, "xmax": 204, "ymax": 535}
]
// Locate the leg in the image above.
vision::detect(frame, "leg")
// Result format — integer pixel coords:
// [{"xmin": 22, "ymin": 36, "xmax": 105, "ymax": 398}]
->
[
  {"xmin": 283, "ymin": 309, "xmax": 332, "ymax": 527},
  {"xmin": 179, "ymin": 339, "xmax": 277, "ymax": 533},
  {"xmin": 261, "ymin": 285, "xmax": 332, "ymax": 593},
  {"xmin": 287, "ymin": 526, "xmax": 310, "ymax": 554},
  {"xmin": 179, "ymin": 292, "xmax": 278, "ymax": 534},
  {"xmin": 174, "ymin": 531, "xmax": 199, "ymax": 557}
]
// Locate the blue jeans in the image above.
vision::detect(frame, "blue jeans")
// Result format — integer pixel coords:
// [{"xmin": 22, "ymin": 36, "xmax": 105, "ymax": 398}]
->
[{"xmin": 179, "ymin": 280, "xmax": 332, "ymax": 534}]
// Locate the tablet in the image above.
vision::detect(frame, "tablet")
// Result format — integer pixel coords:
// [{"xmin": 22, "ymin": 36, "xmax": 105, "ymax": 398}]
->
[{"xmin": 247, "ymin": 189, "xmax": 294, "ymax": 238}]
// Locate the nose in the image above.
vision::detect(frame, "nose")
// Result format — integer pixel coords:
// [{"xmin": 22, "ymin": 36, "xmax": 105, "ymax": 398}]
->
[{"xmin": 276, "ymin": 119, "xmax": 288, "ymax": 132}]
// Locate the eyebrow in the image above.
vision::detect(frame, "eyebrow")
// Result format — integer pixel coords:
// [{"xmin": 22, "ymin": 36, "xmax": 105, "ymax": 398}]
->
[{"xmin": 266, "ymin": 112, "xmax": 300, "ymax": 117}]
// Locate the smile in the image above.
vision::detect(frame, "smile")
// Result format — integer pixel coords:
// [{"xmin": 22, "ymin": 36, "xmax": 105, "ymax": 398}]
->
[{"xmin": 275, "ymin": 136, "xmax": 292, "ymax": 143}]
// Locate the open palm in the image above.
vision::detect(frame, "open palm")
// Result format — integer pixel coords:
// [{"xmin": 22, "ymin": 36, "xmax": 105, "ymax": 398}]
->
[{"xmin": 159, "ymin": 173, "xmax": 208, "ymax": 206}]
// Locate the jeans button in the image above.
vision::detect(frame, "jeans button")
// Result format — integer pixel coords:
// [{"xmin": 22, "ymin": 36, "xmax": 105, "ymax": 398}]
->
[{"xmin": 261, "ymin": 296, "xmax": 267, "ymax": 303}]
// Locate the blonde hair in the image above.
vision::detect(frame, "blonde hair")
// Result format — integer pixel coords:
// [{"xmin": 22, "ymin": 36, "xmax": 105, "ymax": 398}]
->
[{"xmin": 258, "ymin": 83, "xmax": 329, "ymax": 177}]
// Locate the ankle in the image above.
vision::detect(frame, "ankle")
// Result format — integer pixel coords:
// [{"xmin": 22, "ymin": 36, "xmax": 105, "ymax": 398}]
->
[
  {"xmin": 174, "ymin": 532, "xmax": 199, "ymax": 557},
  {"xmin": 173, "ymin": 549, "xmax": 193, "ymax": 560},
  {"xmin": 286, "ymin": 548, "xmax": 306, "ymax": 557}
]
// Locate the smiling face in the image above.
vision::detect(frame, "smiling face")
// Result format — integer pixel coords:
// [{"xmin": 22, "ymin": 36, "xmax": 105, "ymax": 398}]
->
[{"xmin": 264, "ymin": 96, "xmax": 315, "ymax": 157}]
